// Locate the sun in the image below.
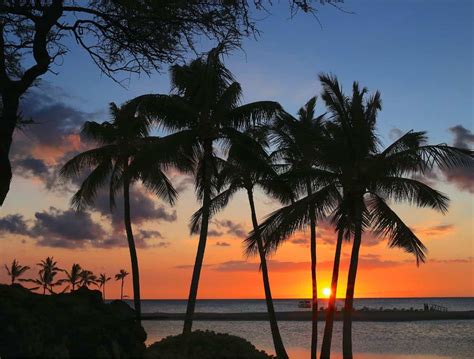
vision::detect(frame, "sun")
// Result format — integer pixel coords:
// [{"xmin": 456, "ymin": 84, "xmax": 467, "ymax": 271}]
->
[{"xmin": 322, "ymin": 287, "xmax": 331, "ymax": 297}]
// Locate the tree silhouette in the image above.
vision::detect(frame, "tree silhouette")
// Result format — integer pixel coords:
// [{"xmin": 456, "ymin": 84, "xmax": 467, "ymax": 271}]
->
[
  {"xmin": 62, "ymin": 263, "xmax": 82, "ymax": 292},
  {"xmin": 60, "ymin": 100, "xmax": 179, "ymax": 322},
  {"xmin": 135, "ymin": 46, "xmax": 282, "ymax": 334},
  {"xmin": 78, "ymin": 270, "xmax": 97, "ymax": 288},
  {"xmin": 115, "ymin": 269, "xmax": 129, "ymax": 301},
  {"xmin": 21, "ymin": 257, "xmax": 63, "ymax": 294},
  {"xmin": 96, "ymin": 273, "xmax": 111, "ymax": 300},
  {"xmin": 4, "ymin": 259, "xmax": 30, "ymax": 284},
  {"xmin": 191, "ymin": 126, "xmax": 291, "ymax": 358}
]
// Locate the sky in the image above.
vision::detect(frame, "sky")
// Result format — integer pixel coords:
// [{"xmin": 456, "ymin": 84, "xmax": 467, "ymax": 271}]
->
[{"xmin": 0, "ymin": 0, "xmax": 472, "ymax": 299}]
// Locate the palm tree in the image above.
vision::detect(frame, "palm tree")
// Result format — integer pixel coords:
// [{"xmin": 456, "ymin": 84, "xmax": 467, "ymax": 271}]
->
[
  {"xmin": 62, "ymin": 263, "xmax": 82, "ymax": 291},
  {"xmin": 191, "ymin": 126, "xmax": 291, "ymax": 358},
  {"xmin": 60, "ymin": 100, "xmax": 179, "ymax": 322},
  {"xmin": 96, "ymin": 273, "xmax": 111, "ymax": 300},
  {"xmin": 136, "ymin": 46, "xmax": 282, "ymax": 334},
  {"xmin": 4, "ymin": 259, "xmax": 30, "ymax": 284},
  {"xmin": 78, "ymin": 270, "xmax": 97, "ymax": 288},
  {"xmin": 21, "ymin": 257, "xmax": 63, "ymax": 294},
  {"xmin": 115, "ymin": 269, "xmax": 129, "ymax": 300},
  {"xmin": 269, "ymin": 97, "xmax": 327, "ymax": 359},
  {"xmin": 316, "ymin": 73, "xmax": 473, "ymax": 358}
]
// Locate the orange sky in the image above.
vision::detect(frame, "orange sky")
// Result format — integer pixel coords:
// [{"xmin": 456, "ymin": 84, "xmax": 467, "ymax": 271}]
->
[{"xmin": 1, "ymin": 173, "xmax": 472, "ymax": 299}]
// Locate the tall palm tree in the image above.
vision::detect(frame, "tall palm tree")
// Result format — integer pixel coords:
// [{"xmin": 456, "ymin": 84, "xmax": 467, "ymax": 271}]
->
[
  {"xmin": 62, "ymin": 263, "xmax": 82, "ymax": 292},
  {"xmin": 96, "ymin": 273, "xmax": 111, "ymax": 300},
  {"xmin": 136, "ymin": 46, "xmax": 282, "ymax": 334},
  {"xmin": 60, "ymin": 100, "xmax": 179, "ymax": 322},
  {"xmin": 191, "ymin": 126, "xmax": 291, "ymax": 358},
  {"xmin": 78, "ymin": 270, "xmax": 97, "ymax": 288},
  {"xmin": 316, "ymin": 73, "xmax": 474, "ymax": 358},
  {"xmin": 4, "ymin": 259, "xmax": 30, "ymax": 284},
  {"xmin": 21, "ymin": 257, "xmax": 63, "ymax": 294},
  {"xmin": 269, "ymin": 97, "xmax": 327, "ymax": 359},
  {"xmin": 115, "ymin": 269, "xmax": 129, "ymax": 300}
]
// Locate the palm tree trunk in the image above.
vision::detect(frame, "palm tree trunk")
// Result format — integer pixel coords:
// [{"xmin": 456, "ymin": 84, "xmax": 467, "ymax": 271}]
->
[
  {"xmin": 320, "ymin": 229, "xmax": 344, "ymax": 359},
  {"xmin": 103, "ymin": 285, "xmax": 106, "ymax": 300},
  {"xmin": 342, "ymin": 200, "xmax": 363, "ymax": 359},
  {"xmin": 121, "ymin": 279, "xmax": 124, "ymax": 300},
  {"xmin": 247, "ymin": 188, "xmax": 288, "ymax": 359},
  {"xmin": 183, "ymin": 140, "xmax": 213, "ymax": 335},
  {"xmin": 123, "ymin": 164, "xmax": 141, "ymax": 323},
  {"xmin": 307, "ymin": 181, "xmax": 318, "ymax": 359}
]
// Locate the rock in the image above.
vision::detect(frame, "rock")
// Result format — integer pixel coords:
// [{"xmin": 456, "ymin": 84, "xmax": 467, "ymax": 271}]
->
[{"xmin": 0, "ymin": 284, "xmax": 146, "ymax": 358}]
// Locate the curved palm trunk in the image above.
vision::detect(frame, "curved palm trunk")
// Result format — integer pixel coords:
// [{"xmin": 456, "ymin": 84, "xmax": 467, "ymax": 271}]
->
[
  {"xmin": 123, "ymin": 170, "xmax": 141, "ymax": 323},
  {"xmin": 306, "ymin": 182, "xmax": 318, "ymax": 359},
  {"xmin": 320, "ymin": 229, "xmax": 344, "ymax": 359},
  {"xmin": 120, "ymin": 278, "xmax": 124, "ymax": 300},
  {"xmin": 183, "ymin": 140, "xmax": 213, "ymax": 334},
  {"xmin": 342, "ymin": 202, "xmax": 363, "ymax": 359},
  {"xmin": 247, "ymin": 188, "xmax": 288, "ymax": 359}
]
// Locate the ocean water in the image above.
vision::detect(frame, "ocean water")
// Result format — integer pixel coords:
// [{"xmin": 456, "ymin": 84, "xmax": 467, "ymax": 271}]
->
[{"xmin": 134, "ymin": 298, "xmax": 474, "ymax": 359}]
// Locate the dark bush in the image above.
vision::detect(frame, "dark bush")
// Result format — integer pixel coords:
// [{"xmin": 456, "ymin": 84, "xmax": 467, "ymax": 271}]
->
[
  {"xmin": 0, "ymin": 284, "xmax": 146, "ymax": 358},
  {"xmin": 145, "ymin": 330, "xmax": 273, "ymax": 359}
]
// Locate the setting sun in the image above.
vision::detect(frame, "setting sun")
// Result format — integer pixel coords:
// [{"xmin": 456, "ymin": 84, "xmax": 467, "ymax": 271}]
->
[{"xmin": 323, "ymin": 288, "xmax": 331, "ymax": 297}]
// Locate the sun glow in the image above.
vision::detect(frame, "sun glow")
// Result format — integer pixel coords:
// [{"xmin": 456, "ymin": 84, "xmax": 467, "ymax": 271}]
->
[{"xmin": 322, "ymin": 287, "xmax": 331, "ymax": 297}]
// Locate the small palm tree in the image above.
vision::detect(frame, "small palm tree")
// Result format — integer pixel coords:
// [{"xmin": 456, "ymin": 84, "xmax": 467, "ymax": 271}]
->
[
  {"xmin": 60, "ymin": 100, "xmax": 179, "ymax": 322},
  {"xmin": 96, "ymin": 273, "xmax": 111, "ymax": 300},
  {"xmin": 21, "ymin": 257, "xmax": 63, "ymax": 294},
  {"xmin": 4, "ymin": 259, "xmax": 30, "ymax": 284},
  {"xmin": 136, "ymin": 46, "xmax": 282, "ymax": 334},
  {"xmin": 115, "ymin": 269, "xmax": 129, "ymax": 300},
  {"xmin": 78, "ymin": 270, "xmax": 97, "ymax": 288},
  {"xmin": 62, "ymin": 263, "xmax": 82, "ymax": 291}
]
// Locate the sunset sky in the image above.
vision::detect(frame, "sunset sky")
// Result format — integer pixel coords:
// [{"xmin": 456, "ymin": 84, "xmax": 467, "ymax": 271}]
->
[{"xmin": 0, "ymin": 0, "xmax": 472, "ymax": 299}]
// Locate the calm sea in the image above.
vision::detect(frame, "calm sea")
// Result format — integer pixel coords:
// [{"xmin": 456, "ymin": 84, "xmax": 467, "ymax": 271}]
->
[{"xmin": 129, "ymin": 298, "xmax": 474, "ymax": 359}]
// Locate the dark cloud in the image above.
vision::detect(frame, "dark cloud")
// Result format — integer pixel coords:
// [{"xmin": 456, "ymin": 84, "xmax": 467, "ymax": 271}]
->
[
  {"xmin": 97, "ymin": 230, "xmax": 168, "ymax": 249},
  {"xmin": 429, "ymin": 256, "xmax": 473, "ymax": 264},
  {"xmin": 92, "ymin": 186, "xmax": 177, "ymax": 229},
  {"xmin": 173, "ymin": 175, "xmax": 195, "ymax": 193},
  {"xmin": 440, "ymin": 125, "xmax": 474, "ymax": 193},
  {"xmin": 215, "ymin": 241, "xmax": 231, "ymax": 247},
  {"xmin": 413, "ymin": 224, "xmax": 455, "ymax": 238},
  {"xmin": 289, "ymin": 237, "xmax": 308, "ymax": 246},
  {"xmin": 449, "ymin": 125, "xmax": 474, "ymax": 149},
  {"xmin": 32, "ymin": 207, "xmax": 106, "ymax": 248},
  {"xmin": 215, "ymin": 219, "xmax": 247, "ymax": 238},
  {"xmin": 15, "ymin": 158, "xmax": 49, "ymax": 177},
  {"xmin": 0, "ymin": 214, "xmax": 30, "ymax": 236}
]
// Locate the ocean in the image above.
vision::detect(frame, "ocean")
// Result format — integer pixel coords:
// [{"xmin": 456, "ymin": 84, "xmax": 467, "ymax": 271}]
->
[{"xmin": 130, "ymin": 298, "xmax": 474, "ymax": 358}]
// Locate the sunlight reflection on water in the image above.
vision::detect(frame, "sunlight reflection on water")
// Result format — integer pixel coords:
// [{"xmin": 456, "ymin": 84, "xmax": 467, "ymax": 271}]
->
[{"xmin": 142, "ymin": 320, "xmax": 473, "ymax": 359}]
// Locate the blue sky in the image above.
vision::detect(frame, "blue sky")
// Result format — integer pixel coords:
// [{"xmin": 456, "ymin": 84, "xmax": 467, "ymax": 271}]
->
[{"xmin": 42, "ymin": 0, "xmax": 473, "ymax": 147}]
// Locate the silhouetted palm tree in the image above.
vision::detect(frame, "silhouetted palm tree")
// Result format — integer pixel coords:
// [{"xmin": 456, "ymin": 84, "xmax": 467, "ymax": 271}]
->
[
  {"xmin": 269, "ymin": 97, "xmax": 327, "ymax": 359},
  {"xmin": 4, "ymin": 259, "xmax": 30, "ymax": 284},
  {"xmin": 191, "ymin": 126, "xmax": 291, "ymax": 358},
  {"xmin": 135, "ymin": 46, "xmax": 282, "ymax": 334},
  {"xmin": 62, "ymin": 263, "xmax": 82, "ymax": 291},
  {"xmin": 21, "ymin": 257, "xmax": 63, "ymax": 294},
  {"xmin": 96, "ymin": 273, "xmax": 111, "ymax": 300},
  {"xmin": 60, "ymin": 101, "xmax": 179, "ymax": 321},
  {"xmin": 78, "ymin": 270, "xmax": 97, "ymax": 288},
  {"xmin": 316, "ymin": 73, "xmax": 473, "ymax": 358},
  {"xmin": 115, "ymin": 269, "xmax": 129, "ymax": 300}
]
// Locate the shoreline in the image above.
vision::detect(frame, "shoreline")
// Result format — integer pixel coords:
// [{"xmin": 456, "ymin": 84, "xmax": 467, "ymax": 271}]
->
[{"xmin": 141, "ymin": 310, "xmax": 474, "ymax": 322}]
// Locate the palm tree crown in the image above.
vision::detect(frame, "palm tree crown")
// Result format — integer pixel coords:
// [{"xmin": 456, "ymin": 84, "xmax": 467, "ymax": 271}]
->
[{"xmin": 4, "ymin": 259, "xmax": 30, "ymax": 284}]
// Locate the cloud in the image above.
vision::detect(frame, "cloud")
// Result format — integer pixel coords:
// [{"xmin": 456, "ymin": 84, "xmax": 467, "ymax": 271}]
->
[
  {"xmin": 215, "ymin": 241, "xmax": 231, "ymax": 247},
  {"xmin": 413, "ymin": 224, "xmax": 455, "ymax": 238},
  {"xmin": 173, "ymin": 175, "xmax": 195, "ymax": 193},
  {"xmin": 96, "ymin": 229, "xmax": 169, "ymax": 249},
  {"xmin": 429, "ymin": 257, "xmax": 473, "ymax": 264},
  {"xmin": 439, "ymin": 125, "xmax": 474, "ymax": 193},
  {"xmin": 289, "ymin": 237, "xmax": 309, "ymax": 246},
  {"xmin": 31, "ymin": 207, "xmax": 106, "ymax": 248},
  {"xmin": 0, "ymin": 214, "xmax": 30, "ymax": 236},
  {"xmin": 388, "ymin": 128, "xmax": 405, "ymax": 141},
  {"xmin": 91, "ymin": 186, "xmax": 177, "ymax": 229},
  {"xmin": 208, "ymin": 229, "xmax": 224, "ymax": 237},
  {"xmin": 215, "ymin": 219, "xmax": 247, "ymax": 238},
  {"xmin": 449, "ymin": 125, "xmax": 474, "ymax": 149}
]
